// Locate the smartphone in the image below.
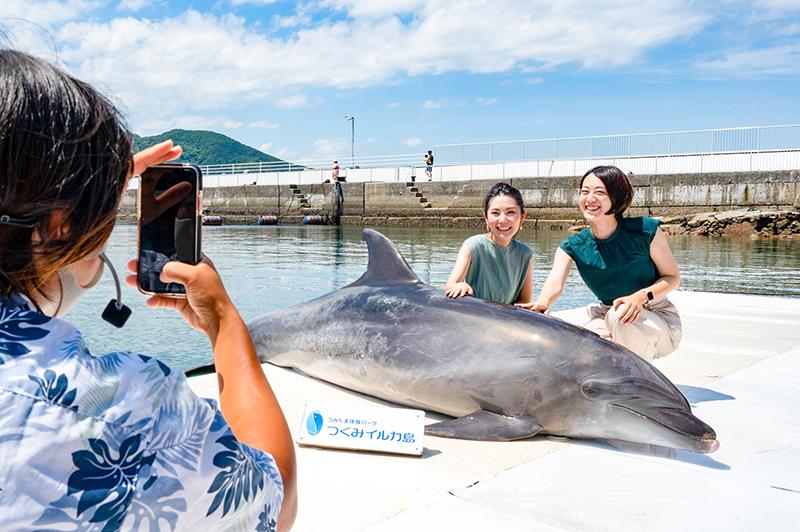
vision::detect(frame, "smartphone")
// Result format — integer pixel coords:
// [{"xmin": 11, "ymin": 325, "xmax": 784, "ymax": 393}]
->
[{"xmin": 137, "ymin": 164, "xmax": 202, "ymax": 297}]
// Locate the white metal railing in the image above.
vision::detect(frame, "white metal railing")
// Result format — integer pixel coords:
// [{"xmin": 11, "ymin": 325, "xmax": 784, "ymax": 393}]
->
[
  {"xmin": 124, "ymin": 149, "xmax": 797, "ymax": 190},
  {"xmin": 127, "ymin": 149, "xmax": 800, "ymax": 190},
  {"xmin": 198, "ymin": 152, "xmax": 422, "ymax": 176},
  {"xmin": 124, "ymin": 125, "xmax": 799, "ymax": 189},
  {"xmin": 195, "ymin": 124, "xmax": 800, "ymax": 176},
  {"xmin": 433, "ymin": 124, "xmax": 800, "ymax": 165}
]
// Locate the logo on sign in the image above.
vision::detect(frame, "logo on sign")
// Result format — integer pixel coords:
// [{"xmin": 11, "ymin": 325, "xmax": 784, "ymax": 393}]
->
[{"xmin": 306, "ymin": 410, "xmax": 324, "ymax": 436}]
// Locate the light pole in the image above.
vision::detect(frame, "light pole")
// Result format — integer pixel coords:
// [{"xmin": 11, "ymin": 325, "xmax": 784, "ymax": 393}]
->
[{"xmin": 344, "ymin": 115, "xmax": 355, "ymax": 168}]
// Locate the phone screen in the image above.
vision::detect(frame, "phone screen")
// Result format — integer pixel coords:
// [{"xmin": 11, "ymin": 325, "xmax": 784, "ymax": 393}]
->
[{"xmin": 137, "ymin": 165, "xmax": 202, "ymax": 295}]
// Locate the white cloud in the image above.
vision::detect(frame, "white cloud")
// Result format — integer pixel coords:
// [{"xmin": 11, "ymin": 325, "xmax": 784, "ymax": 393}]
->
[
  {"xmin": 117, "ymin": 0, "xmax": 152, "ymax": 12},
  {"xmin": 303, "ymin": 138, "xmax": 351, "ymax": 160},
  {"xmin": 322, "ymin": 0, "xmax": 425, "ymax": 18},
  {"xmin": 403, "ymin": 137, "xmax": 422, "ymax": 146},
  {"xmin": 518, "ymin": 64, "xmax": 542, "ymax": 74},
  {"xmin": 775, "ymin": 22, "xmax": 800, "ymax": 37},
  {"xmin": 755, "ymin": 0, "xmax": 800, "ymax": 10},
  {"xmin": 9, "ymin": 1, "xmax": 720, "ymax": 128},
  {"xmin": 48, "ymin": 1, "xmax": 713, "ymax": 98},
  {"xmin": 272, "ymin": 13, "xmax": 312, "ymax": 28},
  {"xmin": 475, "ymin": 96, "xmax": 498, "ymax": 106},
  {"xmin": 271, "ymin": 147, "xmax": 292, "ymax": 160},
  {"xmin": 136, "ymin": 114, "xmax": 277, "ymax": 134},
  {"xmin": 776, "ymin": 22, "xmax": 800, "ymax": 35},
  {"xmin": 696, "ymin": 44, "xmax": 800, "ymax": 77},
  {"xmin": 422, "ymin": 99, "xmax": 445, "ymax": 109},
  {"xmin": 56, "ymin": 12, "xmax": 274, "ymax": 117},
  {"xmin": 0, "ymin": 0, "xmax": 98, "ymax": 27},
  {"xmin": 526, "ymin": 76, "xmax": 544, "ymax": 84},
  {"xmin": 275, "ymin": 93, "xmax": 325, "ymax": 108},
  {"xmin": 0, "ymin": 0, "xmax": 99, "ymax": 57},
  {"xmin": 271, "ymin": 4, "xmax": 313, "ymax": 29},
  {"xmin": 248, "ymin": 120, "xmax": 280, "ymax": 129},
  {"xmin": 230, "ymin": 0, "xmax": 279, "ymax": 5},
  {"xmin": 256, "ymin": 145, "xmax": 293, "ymax": 160},
  {"xmin": 387, "ymin": 102, "xmax": 400, "ymax": 108}
]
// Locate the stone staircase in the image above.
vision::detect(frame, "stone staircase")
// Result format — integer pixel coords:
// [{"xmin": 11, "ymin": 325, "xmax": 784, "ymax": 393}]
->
[
  {"xmin": 289, "ymin": 184, "xmax": 311, "ymax": 208},
  {"xmin": 406, "ymin": 182, "xmax": 431, "ymax": 208}
]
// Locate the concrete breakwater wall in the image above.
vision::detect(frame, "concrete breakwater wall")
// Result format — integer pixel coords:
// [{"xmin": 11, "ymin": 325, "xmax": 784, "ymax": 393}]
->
[{"xmin": 119, "ymin": 170, "xmax": 799, "ymax": 228}]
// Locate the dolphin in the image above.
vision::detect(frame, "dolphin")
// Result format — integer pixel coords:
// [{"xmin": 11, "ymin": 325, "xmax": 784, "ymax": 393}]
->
[{"xmin": 248, "ymin": 229, "xmax": 719, "ymax": 453}]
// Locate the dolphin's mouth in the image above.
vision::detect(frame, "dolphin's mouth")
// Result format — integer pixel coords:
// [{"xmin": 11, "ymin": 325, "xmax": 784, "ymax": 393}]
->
[{"xmin": 612, "ymin": 402, "xmax": 719, "ymax": 453}]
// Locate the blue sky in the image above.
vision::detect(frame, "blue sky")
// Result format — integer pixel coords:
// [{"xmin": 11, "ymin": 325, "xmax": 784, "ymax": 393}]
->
[{"xmin": 2, "ymin": 0, "xmax": 799, "ymax": 163}]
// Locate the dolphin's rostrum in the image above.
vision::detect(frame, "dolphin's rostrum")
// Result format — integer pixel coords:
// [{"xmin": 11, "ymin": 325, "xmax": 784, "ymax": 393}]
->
[{"xmin": 248, "ymin": 229, "xmax": 719, "ymax": 453}]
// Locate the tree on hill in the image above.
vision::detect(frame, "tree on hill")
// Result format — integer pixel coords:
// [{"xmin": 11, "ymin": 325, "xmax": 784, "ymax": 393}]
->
[{"xmin": 133, "ymin": 129, "xmax": 300, "ymax": 170}]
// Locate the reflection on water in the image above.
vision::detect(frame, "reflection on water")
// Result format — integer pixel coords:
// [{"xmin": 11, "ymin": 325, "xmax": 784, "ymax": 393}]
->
[
  {"xmin": 671, "ymin": 235, "xmax": 800, "ymax": 296},
  {"xmin": 69, "ymin": 224, "xmax": 800, "ymax": 371}
]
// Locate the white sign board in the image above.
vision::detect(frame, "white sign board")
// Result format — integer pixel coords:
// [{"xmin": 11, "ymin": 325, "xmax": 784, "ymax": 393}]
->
[{"xmin": 297, "ymin": 402, "xmax": 425, "ymax": 456}]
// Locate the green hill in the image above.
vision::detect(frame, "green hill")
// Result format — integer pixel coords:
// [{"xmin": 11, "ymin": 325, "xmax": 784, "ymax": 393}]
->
[{"xmin": 133, "ymin": 129, "xmax": 297, "ymax": 170}]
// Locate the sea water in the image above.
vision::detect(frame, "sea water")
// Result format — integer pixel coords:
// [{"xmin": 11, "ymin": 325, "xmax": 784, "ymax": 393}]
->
[{"xmin": 69, "ymin": 224, "xmax": 800, "ymax": 372}]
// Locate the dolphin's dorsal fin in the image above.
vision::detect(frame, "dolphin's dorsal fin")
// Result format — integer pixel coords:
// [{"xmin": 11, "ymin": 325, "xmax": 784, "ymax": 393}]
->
[{"xmin": 347, "ymin": 229, "xmax": 422, "ymax": 287}]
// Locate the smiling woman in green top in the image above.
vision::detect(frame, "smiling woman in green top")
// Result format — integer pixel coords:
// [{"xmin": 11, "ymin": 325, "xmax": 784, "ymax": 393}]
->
[
  {"xmin": 445, "ymin": 183, "xmax": 533, "ymax": 305},
  {"xmin": 530, "ymin": 166, "xmax": 682, "ymax": 361}
]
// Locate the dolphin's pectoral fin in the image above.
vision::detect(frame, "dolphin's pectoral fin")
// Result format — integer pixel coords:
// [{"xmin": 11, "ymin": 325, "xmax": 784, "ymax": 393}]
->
[{"xmin": 425, "ymin": 410, "xmax": 542, "ymax": 441}]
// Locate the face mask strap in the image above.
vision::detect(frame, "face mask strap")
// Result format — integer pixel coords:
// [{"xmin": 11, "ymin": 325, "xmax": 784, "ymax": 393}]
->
[{"xmin": 53, "ymin": 272, "xmax": 66, "ymax": 317}]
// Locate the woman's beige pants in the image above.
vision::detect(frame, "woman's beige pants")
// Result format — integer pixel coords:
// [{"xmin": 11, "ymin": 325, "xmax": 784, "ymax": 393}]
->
[{"xmin": 583, "ymin": 298, "xmax": 682, "ymax": 361}]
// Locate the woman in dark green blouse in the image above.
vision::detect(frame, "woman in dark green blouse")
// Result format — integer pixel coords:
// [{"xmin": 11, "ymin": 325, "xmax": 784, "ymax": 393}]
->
[{"xmin": 528, "ymin": 166, "xmax": 682, "ymax": 361}]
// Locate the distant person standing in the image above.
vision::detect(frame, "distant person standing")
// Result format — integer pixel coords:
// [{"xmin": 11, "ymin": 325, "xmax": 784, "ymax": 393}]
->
[
  {"xmin": 424, "ymin": 150, "xmax": 434, "ymax": 181},
  {"xmin": 328, "ymin": 161, "xmax": 344, "ymax": 224}
]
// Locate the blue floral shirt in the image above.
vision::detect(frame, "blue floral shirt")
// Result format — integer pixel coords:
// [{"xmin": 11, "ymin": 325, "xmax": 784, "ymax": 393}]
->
[{"xmin": 0, "ymin": 294, "xmax": 282, "ymax": 531}]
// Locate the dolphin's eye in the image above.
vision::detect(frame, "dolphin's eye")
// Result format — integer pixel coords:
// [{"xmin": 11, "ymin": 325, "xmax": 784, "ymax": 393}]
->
[{"xmin": 581, "ymin": 383, "xmax": 600, "ymax": 400}]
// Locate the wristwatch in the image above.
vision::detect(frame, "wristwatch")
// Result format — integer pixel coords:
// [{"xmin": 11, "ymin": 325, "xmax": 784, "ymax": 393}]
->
[{"xmin": 644, "ymin": 289, "xmax": 654, "ymax": 302}]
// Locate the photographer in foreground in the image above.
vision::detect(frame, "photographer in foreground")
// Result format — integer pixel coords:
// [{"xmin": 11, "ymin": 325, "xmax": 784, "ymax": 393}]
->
[{"xmin": 0, "ymin": 49, "xmax": 296, "ymax": 530}]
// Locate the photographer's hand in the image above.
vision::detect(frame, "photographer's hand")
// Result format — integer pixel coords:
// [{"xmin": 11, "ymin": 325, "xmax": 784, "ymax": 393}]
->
[
  {"xmin": 125, "ymin": 256, "xmax": 231, "ymax": 339},
  {"xmin": 133, "ymin": 139, "xmax": 182, "ymax": 177},
  {"xmin": 124, "ymin": 256, "xmax": 298, "ymax": 530}
]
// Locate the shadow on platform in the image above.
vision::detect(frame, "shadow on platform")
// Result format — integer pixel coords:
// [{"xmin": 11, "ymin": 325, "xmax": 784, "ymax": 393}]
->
[
  {"xmin": 578, "ymin": 438, "xmax": 731, "ymax": 470},
  {"xmin": 677, "ymin": 384, "xmax": 735, "ymax": 405}
]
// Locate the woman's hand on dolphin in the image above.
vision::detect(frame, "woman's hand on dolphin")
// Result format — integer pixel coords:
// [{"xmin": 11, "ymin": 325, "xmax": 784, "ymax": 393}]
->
[
  {"xmin": 515, "ymin": 301, "xmax": 549, "ymax": 313},
  {"xmin": 126, "ymin": 256, "xmax": 238, "ymax": 344},
  {"xmin": 445, "ymin": 281, "xmax": 474, "ymax": 298},
  {"xmin": 612, "ymin": 292, "xmax": 647, "ymax": 324}
]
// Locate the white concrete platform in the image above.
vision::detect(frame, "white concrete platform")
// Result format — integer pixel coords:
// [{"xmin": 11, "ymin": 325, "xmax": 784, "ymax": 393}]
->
[{"xmin": 187, "ymin": 291, "xmax": 800, "ymax": 531}]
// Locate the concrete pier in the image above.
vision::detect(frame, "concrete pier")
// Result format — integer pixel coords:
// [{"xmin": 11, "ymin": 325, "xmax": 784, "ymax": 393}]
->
[
  {"xmin": 187, "ymin": 291, "xmax": 800, "ymax": 531},
  {"xmin": 120, "ymin": 170, "xmax": 799, "ymax": 228}
]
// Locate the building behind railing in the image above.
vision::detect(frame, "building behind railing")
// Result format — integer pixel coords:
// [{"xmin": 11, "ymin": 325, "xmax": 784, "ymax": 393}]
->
[{"xmin": 129, "ymin": 125, "xmax": 800, "ymax": 189}]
